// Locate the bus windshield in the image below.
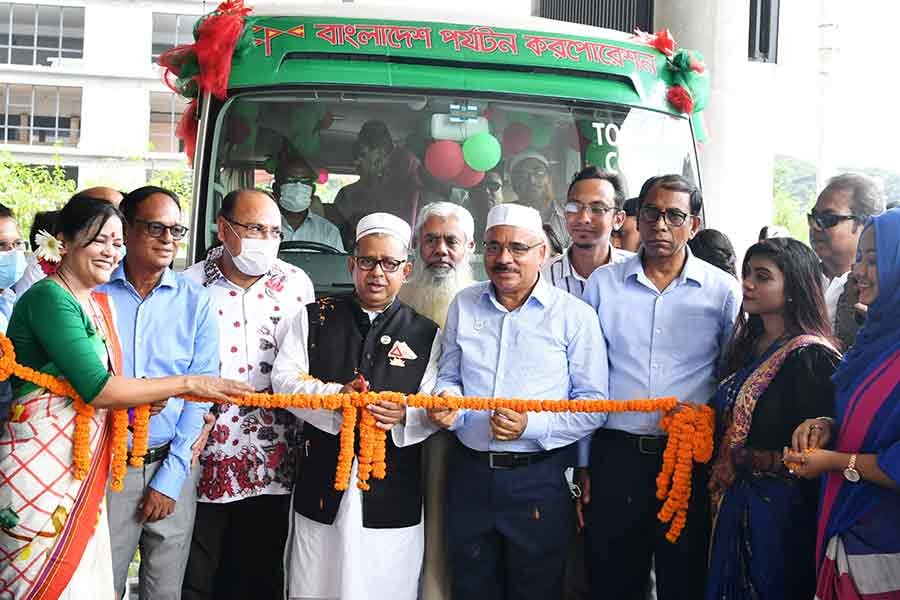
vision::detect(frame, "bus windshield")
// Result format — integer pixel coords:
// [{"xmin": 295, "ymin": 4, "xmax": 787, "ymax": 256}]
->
[{"xmin": 199, "ymin": 89, "xmax": 697, "ymax": 294}]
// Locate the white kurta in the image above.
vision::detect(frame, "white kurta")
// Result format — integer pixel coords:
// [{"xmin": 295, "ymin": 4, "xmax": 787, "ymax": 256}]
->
[{"xmin": 270, "ymin": 305, "xmax": 440, "ymax": 600}]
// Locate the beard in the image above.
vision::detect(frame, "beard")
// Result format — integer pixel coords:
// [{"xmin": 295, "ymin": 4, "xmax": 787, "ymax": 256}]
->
[{"xmin": 399, "ymin": 256, "xmax": 475, "ymax": 327}]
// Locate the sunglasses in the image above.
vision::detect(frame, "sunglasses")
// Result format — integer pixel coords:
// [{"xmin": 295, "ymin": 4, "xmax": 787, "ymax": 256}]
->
[
  {"xmin": 480, "ymin": 181, "xmax": 502, "ymax": 193},
  {"xmin": 807, "ymin": 210, "xmax": 858, "ymax": 230},
  {"xmin": 136, "ymin": 219, "xmax": 189, "ymax": 241}
]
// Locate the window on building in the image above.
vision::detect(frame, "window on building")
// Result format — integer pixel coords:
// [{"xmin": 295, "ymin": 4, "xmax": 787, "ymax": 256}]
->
[
  {"xmin": 749, "ymin": 0, "xmax": 779, "ymax": 63},
  {"xmin": 149, "ymin": 91, "xmax": 188, "ymax": 153},
  {"xmin": 539, "ymin": 0, "xmax": 653, "ymax": 34},
  {"xmin": 0, "ymin": 3, "xmax": 84, "ymax": 66},
  {"xmin": 0, "ymin": 83, "xmax": 81, "ymax": 145},
  {"xmin": 152, "ymin": 13, "xmax": 199, "ymax": 63}
]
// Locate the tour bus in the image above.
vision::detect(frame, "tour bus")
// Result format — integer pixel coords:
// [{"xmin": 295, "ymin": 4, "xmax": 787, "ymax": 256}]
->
[{"xmin": 186, "ymin": 4, "xmax": 704, "ymax": 294}]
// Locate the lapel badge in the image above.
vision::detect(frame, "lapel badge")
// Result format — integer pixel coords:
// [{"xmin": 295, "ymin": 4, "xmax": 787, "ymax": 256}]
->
[
  {"xmin": 380, "ymin": 335, "xmax": 391, "ymax": 345},
  {"xmin": 388, "ymin": 340, "xmax": 417, "ymax": 367}
]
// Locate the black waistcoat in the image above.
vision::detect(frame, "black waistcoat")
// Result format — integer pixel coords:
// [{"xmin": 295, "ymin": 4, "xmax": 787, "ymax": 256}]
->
[{"xmin": 293, "ymin": 294, "xmax": 438, "ymax": 529}]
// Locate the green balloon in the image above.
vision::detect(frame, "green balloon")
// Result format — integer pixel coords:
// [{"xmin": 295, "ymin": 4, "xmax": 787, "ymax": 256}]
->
[
  {"xmin": 577, "ymin": 120, "xmax": 598, "ymax": 142},
  {"xmin": 529, "ymin": 119, "xmax": 554, "ymax": 149},
  {"xmin": 463, "ymin": 133, "xmax": 501, "ymax": 172},
  {"xmin": 584, "ymin": 143, "xmax": 619, "ymax": 172}
]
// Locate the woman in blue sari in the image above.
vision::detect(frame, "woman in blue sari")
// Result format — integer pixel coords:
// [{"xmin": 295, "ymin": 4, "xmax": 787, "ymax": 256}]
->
[
  {"xmin": 707, "ymin": 238, "xmax": 841, "ymax": 600},
  {"xmin": 787, "ymin": 208, "xmax": 900, "ymax": 599}
]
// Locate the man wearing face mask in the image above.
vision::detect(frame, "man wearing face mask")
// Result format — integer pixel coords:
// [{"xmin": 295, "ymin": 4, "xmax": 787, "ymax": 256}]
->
[
  {"xmin": 181, "ymin": 189, "xmax": 315, "ymax": 600},
  {"xmin": 0, "ymin": 204, "xmax": 27, "ymax": 333},
  {"xmin": 275, "ymin": 156, "xmax": 344, "ymax": 252},
  {"xmin": 0, "ymin": 204, "xmax": 24, "ymax": 429}
]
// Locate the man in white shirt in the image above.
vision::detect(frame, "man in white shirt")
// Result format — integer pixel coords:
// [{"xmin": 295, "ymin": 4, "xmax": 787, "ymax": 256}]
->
[
  {"xmin": 182, "ymin": 188, "xmax": 315, "ymax": 600},
  {"xmin": 275, "ymin": 156, "xmax": 345, "ymax": 251},
  {"xmin": 542, "ymin": 167, "xmax": 633, "ymax": 300},
  {"xmin": 808, "ymin": 173, "xmax": 884, "ymax": 330},
  {"xmin": 272, "ymin": 212, "xmax": 440, "ymax": 600}
]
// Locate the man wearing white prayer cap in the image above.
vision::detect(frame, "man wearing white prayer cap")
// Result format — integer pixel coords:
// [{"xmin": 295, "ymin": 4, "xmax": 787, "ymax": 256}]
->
[
  {"xmin": 271, "ymin": 212, "xmax": 441, "ymax": 600},
  {"xmin": 509, "ymin": 151, "xmax": 569, "ymax": 248},
  {"xmin": 428, "ymin": 203, "xmax": 609, "ymax": 600}
]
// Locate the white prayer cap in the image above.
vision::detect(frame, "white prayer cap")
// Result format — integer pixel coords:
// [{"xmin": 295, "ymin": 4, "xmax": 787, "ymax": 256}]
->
[
  {"xmin": 356, "ymin": 212, "xmax": 412, "ymax": 248},
  {"xmin": 485, "ymin": 203, "xmax": 544, "ymax": 238},
  {"xmin": 509, "ymin": 151, "xmax": 550, "ymax": 174}
]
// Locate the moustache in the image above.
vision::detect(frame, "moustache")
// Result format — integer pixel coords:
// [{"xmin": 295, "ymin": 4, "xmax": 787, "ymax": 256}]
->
[{"xmin": 492, "ymin": 265, "xmax": 520, "ymax": 274}]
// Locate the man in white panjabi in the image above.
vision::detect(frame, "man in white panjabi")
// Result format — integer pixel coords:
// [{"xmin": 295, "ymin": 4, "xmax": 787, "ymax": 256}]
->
[
  {"xmin": 398, "ymin": 202, "xmax": 475, "ymax": 600},
  {"xmin": 272, "ymin": 212, "xmax": 440, "ymax": 600}
]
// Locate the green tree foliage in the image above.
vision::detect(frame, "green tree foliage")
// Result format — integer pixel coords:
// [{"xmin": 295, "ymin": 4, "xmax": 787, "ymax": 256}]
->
[
  {"xmin": 147, "ymin": 167, "xmax": 193, "ymax": 224},
  {"xmin": 773, "ymin": 155, "xmax": 816, "ymax": 242},
  {"xmin": 0, "ymin": 152, "xmax": 77, "ymax": 237}
]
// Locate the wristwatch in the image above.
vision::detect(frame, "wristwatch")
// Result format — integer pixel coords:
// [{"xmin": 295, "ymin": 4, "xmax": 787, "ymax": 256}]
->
[{"xmin": 843, "ymin": 453, "xmax": 861, "ymax": 483}]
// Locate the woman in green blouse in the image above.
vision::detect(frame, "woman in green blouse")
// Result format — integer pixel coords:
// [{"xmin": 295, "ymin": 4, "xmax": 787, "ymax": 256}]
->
[{"xmin": 0, "ymin": 195, "xmax": 250, "ymax": 599}]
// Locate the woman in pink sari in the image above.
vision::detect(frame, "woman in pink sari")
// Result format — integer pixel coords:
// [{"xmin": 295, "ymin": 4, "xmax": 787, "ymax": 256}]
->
[
  {"xmin": 788, "ymin": 208, "xmax": 900, "ymax": 599},
  {"xmin": 0, "ymin": 195, "xmax": 249, "ymax": 599}
]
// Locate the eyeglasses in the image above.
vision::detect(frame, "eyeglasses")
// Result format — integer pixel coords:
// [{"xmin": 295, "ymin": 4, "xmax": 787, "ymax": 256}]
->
[
  {"xmin": 638, "ymin": 206, "xmax": 692, "ymax": 228},
  {"xmin": 479, "ymin": 181, "xmax": 502, "ymax": 193},
  {"xmin": 514, "ymin": 167, "xmax": 549, "ymax": 179},
  {"xmin": 565, "ymin": 201, "xmax": 618, "ymax": 217},
  {"xmin": 135, "ymin": 219, "xmax": 189, "ymax": 241},
  {"xmin": 280, "ymin": 176, "xmax": 316, "ymax": 187},
  {"xmin": 483, "ymin": 240, "xmax": 544, "ymax": 257},
  {"xmin": 807, "ymin": 210, "xmax": 858, "ymax": 230},
  {"xmin": 0, "ymin": 240, "xmax": 28, "ymax": 252},
  {"xmin": 226, "ymin": 218, "xmax": 283, "ymax": 240},
  {"xmin": 352, "ymin": 256, "xmax": 407, "ymax": 273}
]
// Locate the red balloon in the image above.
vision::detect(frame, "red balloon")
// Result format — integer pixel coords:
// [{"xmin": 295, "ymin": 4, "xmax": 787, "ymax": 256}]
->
[
  {"xmin": 425, "ymin": 140, "xmax": 465, "ymax": 181},
  {"xmin": 452, "ymin": 164, "xmax": 485, "ymax": 188},
  {"xmin": 502, "ymin": 122, "xmax": 531, "ymax": 156},
  {"xmin": 561, "ymin": 123, "xmax": 581, "ymax": 151}
]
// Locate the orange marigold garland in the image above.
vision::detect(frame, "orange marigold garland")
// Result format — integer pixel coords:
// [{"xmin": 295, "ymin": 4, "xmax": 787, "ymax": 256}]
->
[
  {"xmin": 334, "ymin": 405, "xmax": 357, "ymax": 492},
  {"xmin": 0, "ymin": 332, "xmax": 715, "ymax": 541},
  {"xmin": 109, "ymin": 408, "xmax": 130, "ymax": 492},
  {"xmin": 72, "ymin": 400, "xmax": 95, "ymax": 480},
  {"xmin": 129, "ymin": 405, "xmax": 151, "ymax": 467}
]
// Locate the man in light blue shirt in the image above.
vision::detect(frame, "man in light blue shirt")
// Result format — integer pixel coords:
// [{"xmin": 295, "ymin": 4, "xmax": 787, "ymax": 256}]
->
[
  {"xmin": 431, "ymin": 203, "xmax": 608, "ymax": 600},
  {"xmin": 101, "ymin": 186, "xmax": 219, "ymax": 600},
  {"xmin": 275, "ymin": 156, "xmax": 345, "ymax": 251},
  {"xmin": 580, "ymin": 175, "xmax": 741, "ymax": 600}
]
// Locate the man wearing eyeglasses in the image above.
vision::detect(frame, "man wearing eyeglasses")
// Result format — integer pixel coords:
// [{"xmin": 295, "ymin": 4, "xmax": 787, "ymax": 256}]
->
[
  {"xmin": 181, "ymin": 189, "xmax": 314, "ymax": 600},
  {"xmin": 579, "ymin": 175, "xmax": 741, "ymax": 600},
  {"xmin": 99, "ymin": 186, "xmax": 220, "ymax": 600},
  {"xmin": 274, "ymin": 155, "xmax": 344, "ymax": 252},
  {"xmin": 807, "ymin": 173, "xmax": 884, "ymax": 336},
  {"xmin": 510, "ymin": 152, "xmax": 569, "ymax": 248},
  {"xmin": 542, "ymin": 167, "xmax": 634, "ymax": 301},
  {"xmin": 429, "ymin": 203, "xmax": 608, "ymax": 600},
  {"xmin": 271, "ymin": 212, "xmax": 440, "ymax": 600},
  {"xmin": 465, "ymin": 169, "xmax": 504, "ymax": 239}
]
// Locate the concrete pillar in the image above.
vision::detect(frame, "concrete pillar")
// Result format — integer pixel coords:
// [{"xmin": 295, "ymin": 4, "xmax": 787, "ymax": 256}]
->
[{"xmin": 654, "ymin": 0, "xmax": 778, "ymax": 261}]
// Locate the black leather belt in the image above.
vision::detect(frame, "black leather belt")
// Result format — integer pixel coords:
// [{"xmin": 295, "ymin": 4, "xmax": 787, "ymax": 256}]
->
[
  {"xmin": 129, "ymin": 443, "xmax": 170, "ymax": 465},
  {"xmin": 597, "ymin": 428, "xmax": 666, "ymax": 455},
  {"xmin": 459, "ymin": 442, "xmax": 561, "ymax": 470}
]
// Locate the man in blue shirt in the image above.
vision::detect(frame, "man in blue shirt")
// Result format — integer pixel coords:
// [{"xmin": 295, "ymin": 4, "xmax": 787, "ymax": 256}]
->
[
  {"xmin": 580, "ymin": 175, "xmax": 741, "ymax": 600},
  {"xmin": 431, "ymin": 203, "xmax": 608, "ymax": 600},
  {"xmin": 101, "ymin": 186, "xmax": 219, "ymax": 600}
]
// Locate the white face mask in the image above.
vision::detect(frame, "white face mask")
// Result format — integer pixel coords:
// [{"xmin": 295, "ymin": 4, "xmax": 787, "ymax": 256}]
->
[
  {"xmin": 225, "ymin": 223, "xmax": 279, "ymax": 276},
  {"xmin": 279, "ymin": 182, "xmax": 313, "ymax": 213}
]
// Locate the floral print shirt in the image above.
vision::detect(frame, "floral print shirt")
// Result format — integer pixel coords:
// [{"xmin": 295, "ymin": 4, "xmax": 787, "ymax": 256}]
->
[{"xmin": 182, "ymin": 247, "xmax": 315, "ymax": 503}]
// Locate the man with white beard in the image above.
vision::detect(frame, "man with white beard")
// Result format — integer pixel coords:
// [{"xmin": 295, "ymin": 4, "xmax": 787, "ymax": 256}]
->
[
  {"xmin": 399, "ymin": 202, "xmax": 476, "ymax": 328},
  {"xmin": 398, "ymin": 201, "xmax": 476, "ymax": 600}
]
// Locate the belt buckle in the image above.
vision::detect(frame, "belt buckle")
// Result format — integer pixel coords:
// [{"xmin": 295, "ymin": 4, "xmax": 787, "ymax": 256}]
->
[
  {"xmin": 638, "ymin": 437, "xmax": 658, "ymax": 455},
  {"xmin": 488, "ymin": 453, "xmax": 512, "ymax": 470}
]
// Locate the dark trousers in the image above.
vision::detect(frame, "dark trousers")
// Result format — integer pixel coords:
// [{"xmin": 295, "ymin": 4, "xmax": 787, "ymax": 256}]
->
[
  {"xmin": 182, "ymin": 494, "xmax": 290, "ymax": 600},
  {"xmin": 446, "ymin": 441, "xmax": 576, "ymax": 600},
  {"xmin": 583, "ymin": 429, "xmax": 709, "ymax": 600}
]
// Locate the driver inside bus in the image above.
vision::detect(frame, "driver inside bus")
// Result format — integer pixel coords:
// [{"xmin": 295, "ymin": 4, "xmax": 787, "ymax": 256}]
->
[
  {"xmin": 509, "ymin": 151, "xmax": 569, "ymax": 248},
  {"xmin": 274, "ymin": 155, "xmax": 345, "ymax": 252}
]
